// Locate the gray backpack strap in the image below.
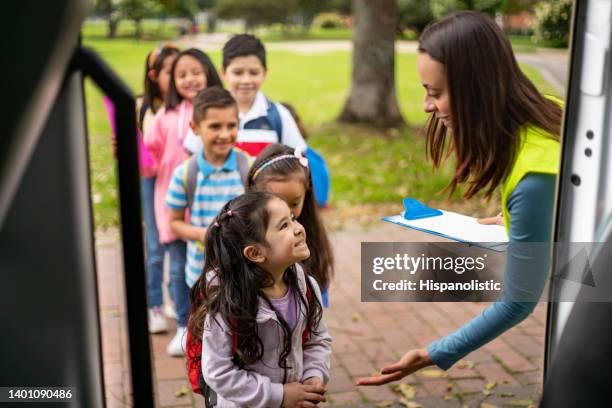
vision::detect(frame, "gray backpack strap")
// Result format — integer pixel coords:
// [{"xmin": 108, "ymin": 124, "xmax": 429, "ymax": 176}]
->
[
  {"xmin": 185, "ymin": 155, "xmax": 199, "ymax": 210},
  {"xmin": 235, "ymin": 151, "xmax": 249, "ymax": 186}
]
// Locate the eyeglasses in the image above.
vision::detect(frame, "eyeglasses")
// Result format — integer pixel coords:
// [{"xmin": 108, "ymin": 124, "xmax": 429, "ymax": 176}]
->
[{"xmin": 147, "ymin": 42, "xmax": 177, "ymax": 69}]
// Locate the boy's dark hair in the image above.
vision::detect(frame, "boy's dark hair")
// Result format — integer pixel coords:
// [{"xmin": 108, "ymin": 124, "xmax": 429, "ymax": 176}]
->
[
  {"xmin": 166, "ymin": 48, "xmax": 223, "ymax": 110},
  {"xmin": 222, "ymin": 34, "xmax": 267, "ymax": 69},
  {"xmin": 247, "ymin": 144, "xmax": 334, "ymax": 291},
  {"xmin": 188, "ymin": 192, "xmax": 322, "ymax": 380},
  {"xmin": 143, "ymin": 45, "xmax": 179, "ymax": 114},
  {"xmin": 192, "ymin": 86, "xmax": 237, "ymax": 123}
]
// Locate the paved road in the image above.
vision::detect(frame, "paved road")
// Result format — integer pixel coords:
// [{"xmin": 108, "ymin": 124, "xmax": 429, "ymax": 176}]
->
[{"xmin": 98, "ymin": 222, "xmax": 546, "ymax": 407}]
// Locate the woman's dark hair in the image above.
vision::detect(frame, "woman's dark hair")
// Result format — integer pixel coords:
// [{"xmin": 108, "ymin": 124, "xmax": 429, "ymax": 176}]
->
[
  {"xmin": 143, "ymin": 45, "xmax": 179, "ymax": 114},
  {"xmin": 188, "ymin": 192, "xmax": 322, "ymax": 378},
  {"xmin": 247, "ymin": 144, "xmax": 334, "ymax": 290},
  {"xmin": 418, "ymin": 11, "xmax": 563, "ymax": 199},
  {"xmin": 166, "ymin": 48, "xmax": 223, "ymax": 110}
]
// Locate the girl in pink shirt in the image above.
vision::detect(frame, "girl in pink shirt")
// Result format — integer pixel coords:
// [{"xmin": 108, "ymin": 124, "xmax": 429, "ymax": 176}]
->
[{"xmin": 144, "ymin": 48, "xmax": 222, "ymax": 356}]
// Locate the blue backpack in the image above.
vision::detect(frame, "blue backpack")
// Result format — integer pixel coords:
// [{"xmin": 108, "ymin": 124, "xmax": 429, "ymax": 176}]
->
[{"xmin": 264, "ymin": 102, "xmax": 331, "ymax": 207}]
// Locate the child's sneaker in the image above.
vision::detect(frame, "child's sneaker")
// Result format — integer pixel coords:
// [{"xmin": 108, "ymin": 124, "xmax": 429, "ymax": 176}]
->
[
  {"xmin": 166, "ymin": 326, "xmax": 187, "ymax": 357},
  {"xmin": 164, "ymin": 302, "xmax": 177, "ymax": 319},
  {"xmin": 148, "ymin": 307, "xmax": 168, "ymax": 334}
]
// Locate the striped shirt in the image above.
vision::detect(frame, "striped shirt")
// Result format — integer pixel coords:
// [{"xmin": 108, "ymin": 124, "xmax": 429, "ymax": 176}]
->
[{"xmin": 166, "ymin": 149, "xmax": 244, "ymax": 287}]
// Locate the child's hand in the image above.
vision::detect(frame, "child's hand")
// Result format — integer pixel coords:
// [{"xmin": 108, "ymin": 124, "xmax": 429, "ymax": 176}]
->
[
  {"xmin": 302, "ymin": 377, "xmax": 325, "ymax": 391},
  {"xmin": 282, "ymin": 382, "xmax": 326, "ymax": 407}
]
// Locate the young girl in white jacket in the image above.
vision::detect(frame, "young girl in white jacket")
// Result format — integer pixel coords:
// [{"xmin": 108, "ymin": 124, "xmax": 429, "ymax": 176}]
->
[{"xmin": 188, "ymin": 192, "xmax": 332, "ymax": 408}]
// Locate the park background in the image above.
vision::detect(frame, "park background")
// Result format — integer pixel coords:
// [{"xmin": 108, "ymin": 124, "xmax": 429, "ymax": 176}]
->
[
  {"xmin": 86, "ymin": 0, "xmax": 570, "ymax": 407},
  {"xmin": 86, "ymin": 0, "xmax": 567, "ymax": 229}
]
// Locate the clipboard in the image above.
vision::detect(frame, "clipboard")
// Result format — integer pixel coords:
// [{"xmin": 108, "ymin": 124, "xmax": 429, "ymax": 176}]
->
[{"xmin": 383, "ymin": 198, "xmax": 509, "ymax": 252}]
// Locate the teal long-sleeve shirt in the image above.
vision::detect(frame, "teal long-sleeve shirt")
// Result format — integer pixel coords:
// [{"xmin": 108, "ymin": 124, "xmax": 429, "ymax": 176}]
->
[{"xmin": 426, "ymin": 173, "xmax": 556, "ymax": 370}]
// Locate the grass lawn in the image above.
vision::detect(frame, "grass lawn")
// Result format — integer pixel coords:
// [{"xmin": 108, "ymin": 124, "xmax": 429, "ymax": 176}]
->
[{"xmin": 83, "ymin": 32, "xmax": 561, "ymax": 228}]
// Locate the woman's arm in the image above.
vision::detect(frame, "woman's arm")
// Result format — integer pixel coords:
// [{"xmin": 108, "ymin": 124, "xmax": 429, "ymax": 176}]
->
[
  {"xmin": 426, "ymin": 173, "xmax": 555, "ymax": 369},
  {"xmin": 358, "ymin": 173, "xmax": 556, "ymax": 384}
]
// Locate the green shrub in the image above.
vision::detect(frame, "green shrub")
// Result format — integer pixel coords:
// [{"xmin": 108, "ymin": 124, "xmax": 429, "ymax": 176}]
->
[
  {"xmin": 397, "ymin": 0, "xmax": 434, "ymax": 34},
  {"xmin": 532, "ymin": 0, "xmax": 572, "ymax": 48},
  {"xmin": 312, "ymin": 12, "xmax": 348, "ymax": 29}
]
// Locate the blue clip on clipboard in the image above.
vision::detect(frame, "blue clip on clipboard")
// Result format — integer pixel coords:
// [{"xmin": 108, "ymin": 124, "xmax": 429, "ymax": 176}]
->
[
  {"xmin": 403, "ymin": 197, "xmax": 443, "ymax": 220},
  {"xmin": 383, "ymin": 197, "xmax": 508, "ymax": 252}
]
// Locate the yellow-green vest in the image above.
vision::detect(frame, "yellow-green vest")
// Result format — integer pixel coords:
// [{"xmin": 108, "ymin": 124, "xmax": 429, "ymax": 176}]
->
[{"xmin": 500, "ymin": 125, "xmax": 560, "ymax": 232}]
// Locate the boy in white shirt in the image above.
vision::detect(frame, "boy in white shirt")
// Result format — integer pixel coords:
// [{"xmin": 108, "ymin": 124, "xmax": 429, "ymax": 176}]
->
[{"xmin": 220, "ymin": 34, "xmax": 307, "ymax": 157}]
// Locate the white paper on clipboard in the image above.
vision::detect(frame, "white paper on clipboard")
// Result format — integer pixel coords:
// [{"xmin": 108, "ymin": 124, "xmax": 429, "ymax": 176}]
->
[{"xmin": 383, "ymin": 210, "xmax": 509, "ymax": 251}]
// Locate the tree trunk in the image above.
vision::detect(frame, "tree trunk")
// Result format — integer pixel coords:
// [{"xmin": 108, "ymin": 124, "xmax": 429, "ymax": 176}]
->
[
  {"xmin": 101, "ymin": 0, "xmax": 119, "ymax": 39},
  {"xmin": 206, "ymin": 12, "xmax": 217, "ymax": 33},
  {"xmin": 339, "ymin": 0, "xmax": 405, "ymax": 128},
  {"xmin": 108, "ymin": 18, "xmax": 118, "ymax": 38},
  {"xmin": 135, "ymin": 18, "xmax": 143, "ymax": 39}
]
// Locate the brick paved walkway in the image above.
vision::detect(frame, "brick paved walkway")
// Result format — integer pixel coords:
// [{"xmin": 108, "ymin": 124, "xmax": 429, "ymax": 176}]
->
[{"xmin": 97, "ymin": 221, "xmax": 546, "ymax": 408}]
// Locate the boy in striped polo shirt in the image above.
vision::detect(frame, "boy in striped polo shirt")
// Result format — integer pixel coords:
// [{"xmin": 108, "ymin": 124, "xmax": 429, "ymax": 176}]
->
[{"xmin": 167, "ymin": 87, "xmax": 248, "ymax": 290}]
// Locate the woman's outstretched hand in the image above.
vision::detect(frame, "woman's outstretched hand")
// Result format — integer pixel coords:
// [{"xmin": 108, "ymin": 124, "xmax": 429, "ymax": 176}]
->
[{"xmin": 356, "ymin": 348, "xmax": 434, "ymax": 386}]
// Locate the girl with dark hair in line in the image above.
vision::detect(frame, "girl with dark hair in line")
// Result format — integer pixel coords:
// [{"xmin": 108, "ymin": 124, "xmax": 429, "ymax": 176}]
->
[
  {"xmin": 164, "ymin": 48, "xmax": 222, "ymax": 110},
  {"xmin": 189, "ymin": 192, "xmax": 332, "ymax": 407},
  {"xmin": 142, "ymin": 44, "xmax": 180, "ymax": 120},
  {"xmin": 138, "ymin": 43, "xmax": 179, "ymax": 334},
  {"xmin": 247, "ymin": 144, "xmax": 334, "ymax": 307},
  {"xmin": 143, "ymin": 47, "xmax": 223, "ymax": 356},
  {"xmin": 358, "ymin": 10, "xmax": 563, "ymax": 384}
]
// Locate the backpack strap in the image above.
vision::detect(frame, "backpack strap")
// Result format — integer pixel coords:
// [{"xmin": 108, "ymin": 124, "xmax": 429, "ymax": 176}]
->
[
  {"xmin": 266, "ymin": 100, "xmax": 283, "ymax": 144},
  {"xmin": 182, "ymin": 155, "xmax": 199, "ymax": 211},
  {"xmin": 301, "ymin": 280, "xmax": 314, "ymax": 346}
]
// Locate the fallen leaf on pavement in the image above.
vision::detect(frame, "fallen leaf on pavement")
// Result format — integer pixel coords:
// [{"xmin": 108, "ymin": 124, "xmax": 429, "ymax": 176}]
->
[
  {"xmin": 456, "ymin": 360, "xmax": 475, "ymax": 369},
  {"xmin": 507, "ymin": 399, "xmax": 534, "ymax": 407},
  {"xmin": 174, "ymin": 386, "xmax": 190, "ymax": 397},
  {"xmin": 398, "ymin": 398, "xmax": 422, "ymax": 408},
  {"xmin": 376, "ymin": 401, "xmax": 394, "ymax": 408},
  {"xmin": 397, "ymin": 383, "xmax": 416, "ymax": 399},
  {"xmin": 485, "ymin": 381, "xmax": 498, "ymax": 390},
  {"xmin": 420, "ymin": 369, "xmax": 447, "ymax": 378}
]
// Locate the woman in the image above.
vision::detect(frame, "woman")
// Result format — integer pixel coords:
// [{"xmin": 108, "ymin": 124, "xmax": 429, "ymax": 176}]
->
[{"xmin": 358, "ymin": 10, "xmax": 563, "ymax": 384}]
